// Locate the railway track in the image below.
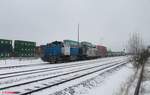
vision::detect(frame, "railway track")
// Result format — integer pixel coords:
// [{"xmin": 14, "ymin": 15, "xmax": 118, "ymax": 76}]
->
[
  {"xmin": 0, "ymin": 59, "xmax": 125, "ymax": 88},
  {"xmin": 0, "ymin": 60, "xmax": 128, "ymax": 95},
  {"xmin": 0, "ymin": 59, "xmax": 123, "ymax": 80},
  {"xmin": 0, "ymin": 57, "xmax": 121, "ymax": 70},
  {"xmin": 134, "ymin": 63, "xmax": 145, "ymax": 95},
  {"xmin": 0, "ymin": 63, "xmax": 49, "ymax": 70},
  {"xmin": 0, "ymin": 57, "xmax": 124, "ymax": 78}
]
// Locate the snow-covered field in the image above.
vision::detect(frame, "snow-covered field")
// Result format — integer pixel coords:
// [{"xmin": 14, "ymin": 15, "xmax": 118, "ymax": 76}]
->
[{"xmin": 0, "ymin": 56, "xmax": 136, "ymax": 95}]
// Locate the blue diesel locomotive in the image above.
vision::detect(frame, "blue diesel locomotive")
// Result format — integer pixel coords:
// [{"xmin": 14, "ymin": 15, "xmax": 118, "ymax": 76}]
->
[
  {"xmin": 41, "ymin": 40, "xmax": 100, "ymax": 63},
  {"xmin": 41, "ymin": 40, "xmax": 80, "ymax": 63}
]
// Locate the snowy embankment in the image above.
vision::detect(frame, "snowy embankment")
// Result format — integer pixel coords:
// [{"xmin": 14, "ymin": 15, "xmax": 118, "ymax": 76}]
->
[
  {"xmin": 139, "ymin": 58, "xmax": 150, "ymax": 95},
  {"xmin": 121, "ymin": 58, "xmax": 150, "ymax": 95}
]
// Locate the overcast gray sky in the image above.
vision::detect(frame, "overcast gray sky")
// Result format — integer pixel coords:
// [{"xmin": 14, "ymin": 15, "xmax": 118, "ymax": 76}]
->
[{"xmin": 0, "ymin": 0, "xmax": 150, "ymax": 51}]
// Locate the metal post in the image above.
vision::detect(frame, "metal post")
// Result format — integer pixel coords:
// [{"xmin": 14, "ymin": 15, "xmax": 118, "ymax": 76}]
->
[{"xmin": 78, "ymin": 24, "xmax": 80, "ymax": 46}]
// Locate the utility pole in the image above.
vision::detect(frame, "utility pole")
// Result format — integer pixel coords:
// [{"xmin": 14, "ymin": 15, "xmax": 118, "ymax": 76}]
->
[{"xmin": 78, "ymin": 24, "xmax": 80, "ymax": 46}]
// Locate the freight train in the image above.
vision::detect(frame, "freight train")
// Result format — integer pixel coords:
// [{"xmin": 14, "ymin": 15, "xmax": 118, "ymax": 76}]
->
[
  {"xmin": 0, "ymin": 38, "xmax": 125, "ymax": 62},
  {"xmin": 41, "ymin": 40, "xmax": 107, "ymax": 63}
]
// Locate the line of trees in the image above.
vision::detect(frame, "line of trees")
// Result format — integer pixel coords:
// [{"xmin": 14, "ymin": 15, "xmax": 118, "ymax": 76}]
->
[{"xmin": 127, "ymin": 32, "xmax": 149, "ymax": 68}]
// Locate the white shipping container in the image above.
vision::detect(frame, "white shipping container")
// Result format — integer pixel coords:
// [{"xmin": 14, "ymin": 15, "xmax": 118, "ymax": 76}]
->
[
  {"xmin": 86, "ymin": 48, "xmax": 97, "ymax": 57},
  {"xmin": 62, "ymin": 45, "xmax": 70, "ymax": 56}
]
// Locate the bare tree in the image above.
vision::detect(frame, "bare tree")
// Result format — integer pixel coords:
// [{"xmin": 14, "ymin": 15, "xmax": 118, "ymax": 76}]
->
[{"xmin": 127, "ymin": 32, "xmax": 145, "ymax": 68}]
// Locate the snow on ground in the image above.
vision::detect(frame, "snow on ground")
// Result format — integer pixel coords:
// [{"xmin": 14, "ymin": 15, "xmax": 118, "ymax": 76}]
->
[
  {"xmin": 0, "ymin": 56, "xmax": 132, "ymax": 95},
  {"xmin": 139, "ymin": 58, "xmax": 150, "ymax": 95},
  {"xmin": 0, "ymin": 57, "xmax": 126, "ymax": 91},
  {"xmin": 0, "ymin": 56, "xmax": 126, "ymax": 67},
  {"xmin": 3, "ymin": 61, "xmax": 125, "ymax": 95},
  {"xmin": 0, "ymin": 59, "xmax": 123, "ymax": 88},
  {"xmin": 0, "ymin": 58, "xmax": 46, "ymax": 67},
  {"xmin": 34, "ymin": 61, "xmax": 134, "ymax": 95},
  {"xmin": 123, "ymin": 58, "xmax": 150, "ymax": 95},
  {"xmin": 86, "ymin": 63, "xmax": 135, "ymax": 95},
  {"xmin": 0, "ymin": 57, "xmax": 127, "ymax": 79},
  {"xmin": 0, "ymin": 56, "xmax": 126, "ymax": 72}
]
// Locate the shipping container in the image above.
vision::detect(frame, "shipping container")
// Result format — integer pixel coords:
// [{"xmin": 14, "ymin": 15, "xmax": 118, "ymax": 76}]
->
[
  {"xmin": 14, "ymin": 40, "xmax": 36, "ymax": 57},
  {"xmin": 96, "ymin": 45, "xmax": 107, "ymax": 57},
  {"xmin": 80, "ymin": 41, "xmax": 93, "ymax": 48},
  {"xmin": 87, "ymin": 47, "xmax": 98, "ymax": 57},
  {"xmin": 0, "ymin": 39, "xmax": 12, "ymax": 58},
  {"xmin": 80, "ymin": 41, "xmax": 97, "ymax": 58},
  {"xmin": 63, "ymin": 40, "xmax": 79, "ymax": 47}
]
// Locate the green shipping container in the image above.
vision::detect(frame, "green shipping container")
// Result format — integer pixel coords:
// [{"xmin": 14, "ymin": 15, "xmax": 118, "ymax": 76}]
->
[
  {"xmin": 0, "ymin": 39, "xmax": 12, "ymax": 58},
  {"xmin": 14, "ymin": 40, "xmax": 35, "ymax": 46},
  {"xmin": 0, "ymin": 53, "xmax": 10, "ymax": 58},
  {"xmin": 63, "ymin": 40, "xmax": 79, "ymax": 47},
  {"xmin": 14, "ymin": 40, "xmax": 36, "ymax": 57},
  {"xmin": 0, "ymin": 39, "xmax": 12, "ymax": 45}
]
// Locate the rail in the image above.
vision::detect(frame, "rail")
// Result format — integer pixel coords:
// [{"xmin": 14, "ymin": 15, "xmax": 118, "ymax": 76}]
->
[{"xmin": 134, "ymin": 63, "xmax": 145, "ymax": 95}]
